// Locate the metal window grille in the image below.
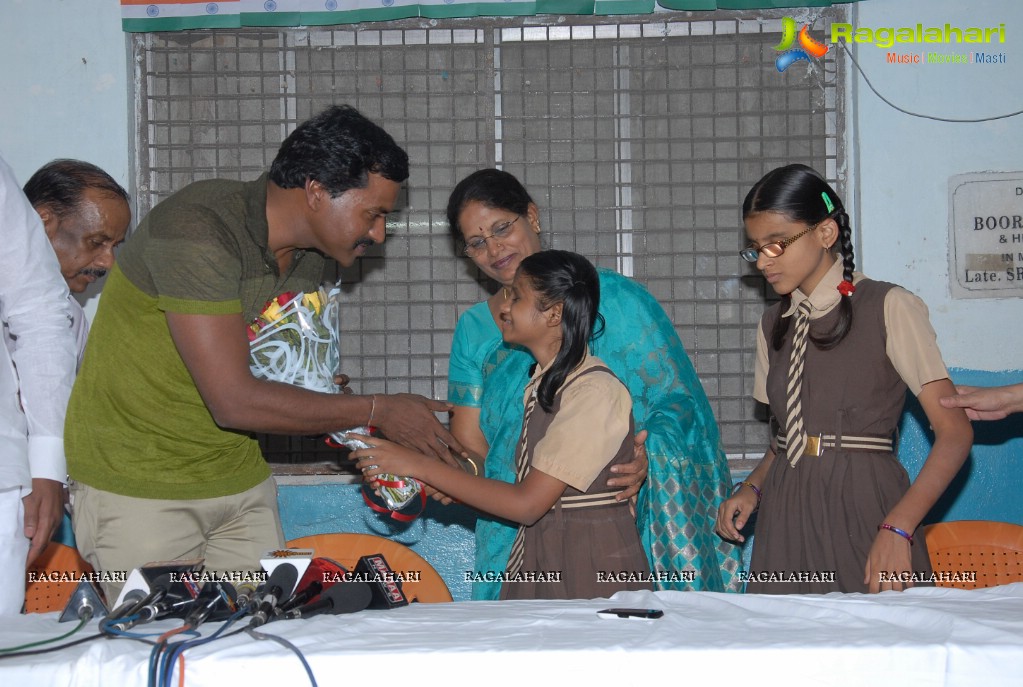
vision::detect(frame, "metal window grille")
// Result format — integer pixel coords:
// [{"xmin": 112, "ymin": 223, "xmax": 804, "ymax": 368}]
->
[{"xmin": 131, "ymin": 8, "xmax": 844, "ymax": 467}]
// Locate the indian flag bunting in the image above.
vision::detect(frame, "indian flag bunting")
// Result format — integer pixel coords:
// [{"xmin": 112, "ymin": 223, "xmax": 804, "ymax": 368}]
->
[
  {"xmin": 123, "ymin": 0, "xmax": 855, "ymax": 31},
  {"xmin": 121, "ymin": 1, "xmax": 241, "ymax": 32},
  {"xmin": 121, "ymin": 0, "xmax": 655, "ymax": 30}
]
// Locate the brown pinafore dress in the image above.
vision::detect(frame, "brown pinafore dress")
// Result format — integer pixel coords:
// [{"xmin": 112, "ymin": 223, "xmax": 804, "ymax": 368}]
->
[
  {"xmin": 747, "ymin": 279, "xmax": 933, "ymax": 594},
  {"xmin": 501, "ymin": 363, "xmax": 652, "ymax": 600}
]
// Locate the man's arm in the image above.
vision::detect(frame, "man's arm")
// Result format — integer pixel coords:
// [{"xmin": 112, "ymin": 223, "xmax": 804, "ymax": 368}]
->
[
  {"xmin": 0, "ymin": 156, "xmax": 76, "ymax": 566},
  {"xmin": 165, "ymin": 310, "xmax": 459, "ymax": 458},
  {"xmin": 939, "ymin": 383, "xmax": 1023, "ymax": 421}
]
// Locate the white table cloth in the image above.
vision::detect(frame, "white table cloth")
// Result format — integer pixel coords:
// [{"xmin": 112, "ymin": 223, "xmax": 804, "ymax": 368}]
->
[{"xmin": 1, "ymin": 584, "xmax": 1020, "ymax": 686}]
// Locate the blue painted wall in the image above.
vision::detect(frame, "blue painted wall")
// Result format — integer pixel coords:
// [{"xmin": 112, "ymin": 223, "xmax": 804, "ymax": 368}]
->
[
  {"xmin": 899, "ymin": 369, "xmax": 1023, "ymax": 526},
  {"xmin": 278, "ymin": 484, "xmax": 478, "ymax": 601}
]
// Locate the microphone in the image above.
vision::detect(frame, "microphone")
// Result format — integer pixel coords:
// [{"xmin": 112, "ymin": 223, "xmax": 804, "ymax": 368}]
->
[
  {"xmin": 249, "ymin": 563, "xmax": 299, "ymax": 627},
  {"xmin": 184, "ymin": 581, "xmax": 239, "ymax": 627},
  {"xmin": 110, "ymin": 573, "xmax": 175, "ymax": 631},
  {"xmin": 235, "ymin": 580, "xmax": 262, "ymax": 611},
  {"xmin": 109, "ymin": 588, "xmax": 149, "ymax": 621},
  {"xmin": 59, "ymin": 580, "xmax": 109, "ymax": 624},
  {"xmin": 280, "ymin": 557, "xmax": 348, "ymax": 612},
  {"xmin": 134, "ymin": 594, "xmax": 196, "ymax": 625},
  {"xmin": 356, "ymin": 554, "xmax": 409, "ymax": 609},
  {"xmin": 113, "ymin": 559, "xmax": 204, "ymax": 609},
  {"xmin": 279, "ymin": 581, "xmax": 372, "ymax": 620}
]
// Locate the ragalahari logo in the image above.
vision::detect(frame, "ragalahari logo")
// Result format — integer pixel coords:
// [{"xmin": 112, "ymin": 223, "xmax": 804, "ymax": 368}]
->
[{"xmin": 774, "ymin": 17, "xmax": 830, "ymax": 72}]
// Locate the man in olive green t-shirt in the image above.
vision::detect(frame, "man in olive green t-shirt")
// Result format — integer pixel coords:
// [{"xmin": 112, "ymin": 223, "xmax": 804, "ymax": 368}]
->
[{"xmin": 66, "ymin": 106, "xmax": 461, "ymax": 598}]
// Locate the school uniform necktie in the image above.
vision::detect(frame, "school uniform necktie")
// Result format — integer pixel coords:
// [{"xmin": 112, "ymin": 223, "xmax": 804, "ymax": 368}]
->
[
  {"xmin": 785, "ymin": 299, "xmax": 813, "ymax": 467},
  {"xmin": 505, "ymin": 387, "xmax": 539, "ymax": 577}
]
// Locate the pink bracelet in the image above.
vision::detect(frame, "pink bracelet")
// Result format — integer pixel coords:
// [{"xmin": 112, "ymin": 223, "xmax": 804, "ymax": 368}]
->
[{"xmin": 879, "ymin": 523, "xmax": 913, "ymax": 545}]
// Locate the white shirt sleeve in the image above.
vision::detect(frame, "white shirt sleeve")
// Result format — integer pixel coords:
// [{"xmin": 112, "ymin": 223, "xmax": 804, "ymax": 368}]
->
[{"xmin": 0, "ymin": 154, "xmax": 76, "ymax": 488}]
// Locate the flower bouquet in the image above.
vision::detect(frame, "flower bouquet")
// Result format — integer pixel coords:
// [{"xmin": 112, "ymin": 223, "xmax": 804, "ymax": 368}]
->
[
  {"xmin": 247, "ymin": 286, "xmax": 341, "ymax": 394},
  {"xmin": 247, "ymin": 287, "xmax": 423, "ymax": 517}
]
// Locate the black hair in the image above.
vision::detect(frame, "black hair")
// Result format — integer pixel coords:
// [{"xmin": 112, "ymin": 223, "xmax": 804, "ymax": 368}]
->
[
  {"xmin": 23, "ymin": 159, "xmax": 129, "ymax": 218},
  {"xmin": 742, "ymin": 163, "xmax": 855, "ymax": 351},
  {"xmin": 517, "ymin": 250, "xmax": 603, "ymax": 413},
  {"xmin": 446, "ymin": 168, "xmax": 533, "ymax": 244},
  {"xmin": 269, "ymin": 105, "xmax": 409, "ymax": 196}
]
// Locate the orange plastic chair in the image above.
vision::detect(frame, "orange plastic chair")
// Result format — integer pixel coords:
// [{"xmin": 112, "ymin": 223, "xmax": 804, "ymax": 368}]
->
[
  {"xmin": 25, "ymin": 542, "xmax": 98, "ymax": 613},
  {"xmin": 922, "ymin": 520, "xmax": 1023, "ymax": 589},
  {"xmin": 286, "ymin": 533, "xmax": 453, "ymax": 603}
]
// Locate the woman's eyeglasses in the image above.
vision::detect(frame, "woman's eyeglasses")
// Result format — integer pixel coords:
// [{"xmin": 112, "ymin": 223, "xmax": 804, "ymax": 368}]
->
[
  {"xmin": 463, "ymin": 216, "xmax": 521, "ymax": 256},
  {"xmin": 739, "ymin": 223, "xmax": 817, "ymax": 263}
]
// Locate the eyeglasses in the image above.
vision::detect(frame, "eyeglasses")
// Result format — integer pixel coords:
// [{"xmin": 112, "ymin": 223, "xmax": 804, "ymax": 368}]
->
[
  {"xmin": 739, "ymin": 223, "xmax": 817, "ymax": 263},
  {"xmin": 463, "ymin": 216, "xmax": 521, "ymax": 256}
]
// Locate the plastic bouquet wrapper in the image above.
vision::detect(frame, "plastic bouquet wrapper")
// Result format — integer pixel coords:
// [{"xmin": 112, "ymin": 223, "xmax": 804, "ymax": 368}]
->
[
  {"xmin": 335, "ymin": 430, "xmax": 426, "ymax": 522},
  {"xmin": 248, "ymin": 285, "xmax": 343, "ymax": 394}
]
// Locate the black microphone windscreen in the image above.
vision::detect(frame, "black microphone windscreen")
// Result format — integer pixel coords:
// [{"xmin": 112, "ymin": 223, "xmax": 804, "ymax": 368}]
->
[
  {"xmin": 149, "ymin": 573, "xmax": 174, "ymax": 595},
  {"xmin": 285, "ymin": 580, "xmax": 372, "ymax": 620},
  {"xmin": 250, "ymin": 563, "xmax": 299, "ymax": 627},
  {"xmin": 324, "ymin": 581, "xmax": 372, "ymax": 615},
  {"xmin": 266, "ymin": 563, "xmax": 299, "ymax": 602},
  {"xmin": 127, "ymin": 572, "xmax": 174, "ymax": 615}
]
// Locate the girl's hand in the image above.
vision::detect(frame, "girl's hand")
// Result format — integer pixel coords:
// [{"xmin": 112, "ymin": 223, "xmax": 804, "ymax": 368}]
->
[
  {"xmin": 348, "ymin": 434, "xmax": 427, "ymax": 481},
  {"xmin": 715, "ymin": 487, "xmax": 758, "ymax": 543},
  {"xmin": 864, "ymin": 529, "xmax": 914, "ymax": 593}
]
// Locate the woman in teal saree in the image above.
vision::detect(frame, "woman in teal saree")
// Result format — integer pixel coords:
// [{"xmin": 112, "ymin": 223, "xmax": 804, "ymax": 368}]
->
[{"xmin": 446, "ymin": 169, "xmax": 742, "ymax": 599}]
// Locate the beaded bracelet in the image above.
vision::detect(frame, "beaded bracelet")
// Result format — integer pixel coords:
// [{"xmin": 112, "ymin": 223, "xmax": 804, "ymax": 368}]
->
[
  {"xmin": 733, "ymin": 480, "xmax": 762, "ymax": 508},
  {"xmin": 878, "ymin": 523, "xmax": 914, "ymax": 545}
]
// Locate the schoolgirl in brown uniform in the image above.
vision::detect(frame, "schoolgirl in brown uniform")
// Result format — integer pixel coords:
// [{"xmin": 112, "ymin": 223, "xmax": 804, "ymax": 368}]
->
[
  {"xmin": 716, "ymin": 164, "xmax": 973, "ymax": 594},
  {"xmin": 353, "ymin": 250, "xmax": 649, "ymax": 599}
]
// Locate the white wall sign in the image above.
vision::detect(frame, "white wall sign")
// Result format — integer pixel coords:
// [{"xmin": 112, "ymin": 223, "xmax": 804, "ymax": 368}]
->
[{"xmin": 949, "ymin": 172, "xmax": 1023, "ymax": 299}]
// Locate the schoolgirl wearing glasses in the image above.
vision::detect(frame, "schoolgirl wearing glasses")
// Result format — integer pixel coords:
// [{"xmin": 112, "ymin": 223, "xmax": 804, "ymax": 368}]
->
[{"xmin": 715, "ymin": 164, "xmax": 972, "ymax": 594}]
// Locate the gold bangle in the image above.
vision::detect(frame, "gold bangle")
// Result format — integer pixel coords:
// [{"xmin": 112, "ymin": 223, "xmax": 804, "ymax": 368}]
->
[{"xmin": 453, "ymin": 454, "xmax": 479, "ymax": 476}]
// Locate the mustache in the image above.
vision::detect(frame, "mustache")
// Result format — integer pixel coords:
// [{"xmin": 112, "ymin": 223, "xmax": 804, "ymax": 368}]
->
[
  {"xmin": 78, "ymin": 268, "xmax": 108, "ymax": 279},
  {"xmin": 354, "ymin": 238, "xmax": 376, "ymax": 250}
]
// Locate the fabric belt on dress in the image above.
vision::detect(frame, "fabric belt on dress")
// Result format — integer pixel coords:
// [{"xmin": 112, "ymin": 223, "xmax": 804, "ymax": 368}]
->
[
  {"xmin": 554, "ymin": 491, "xmax": 627, "ymax": 510},
  {"xmin": 776, "ymin": 433, "xmax": 893, "ymax": 457}
]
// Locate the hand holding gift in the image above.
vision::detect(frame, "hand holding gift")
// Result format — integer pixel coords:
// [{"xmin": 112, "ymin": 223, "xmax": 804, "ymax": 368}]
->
[{"xmin": 247, "ymin": 286, "xmax": 426, "ymax": 517}]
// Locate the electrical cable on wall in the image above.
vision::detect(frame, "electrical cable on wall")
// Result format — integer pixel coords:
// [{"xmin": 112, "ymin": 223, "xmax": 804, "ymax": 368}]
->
[{"xmin": 838, "ymin": 40, "xmax": 1022, "ymax": 123}]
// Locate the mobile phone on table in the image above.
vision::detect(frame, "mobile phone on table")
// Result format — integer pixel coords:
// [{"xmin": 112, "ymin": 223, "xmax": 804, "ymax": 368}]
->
[{"xmin": 597, "ymin": 607, "xmax": 664, "ymax": 619}]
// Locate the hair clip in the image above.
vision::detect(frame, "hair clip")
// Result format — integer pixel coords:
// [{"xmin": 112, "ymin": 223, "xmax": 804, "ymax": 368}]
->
[
  {"xmin": 837, "ymin": 280, "xmax": 856, "ymax": 296},
  {"xmin": 821, "ymin": 192, "xmax": 835, "ymax": 214}
]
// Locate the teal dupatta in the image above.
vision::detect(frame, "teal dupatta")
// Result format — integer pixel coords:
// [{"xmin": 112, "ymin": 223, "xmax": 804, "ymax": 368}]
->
[{"xmin": 448, "ymin": 269, "xmax": 742, "ymax": 599}]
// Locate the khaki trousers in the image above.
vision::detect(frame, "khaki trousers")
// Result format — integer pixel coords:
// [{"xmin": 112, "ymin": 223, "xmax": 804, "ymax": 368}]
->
[{"xmin": 70, "ymin": 477, "xmax": 284, "ymax": 601}]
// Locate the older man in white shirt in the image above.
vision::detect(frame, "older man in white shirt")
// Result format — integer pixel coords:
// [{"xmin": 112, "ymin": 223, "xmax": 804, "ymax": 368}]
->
[
  {"xmin": 0, "ymin": 154, "xmax": 77, "ymax": 615},
  {"xmin": 22, "ymin": 159, "xmax": 131, "ymax": 369}
]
